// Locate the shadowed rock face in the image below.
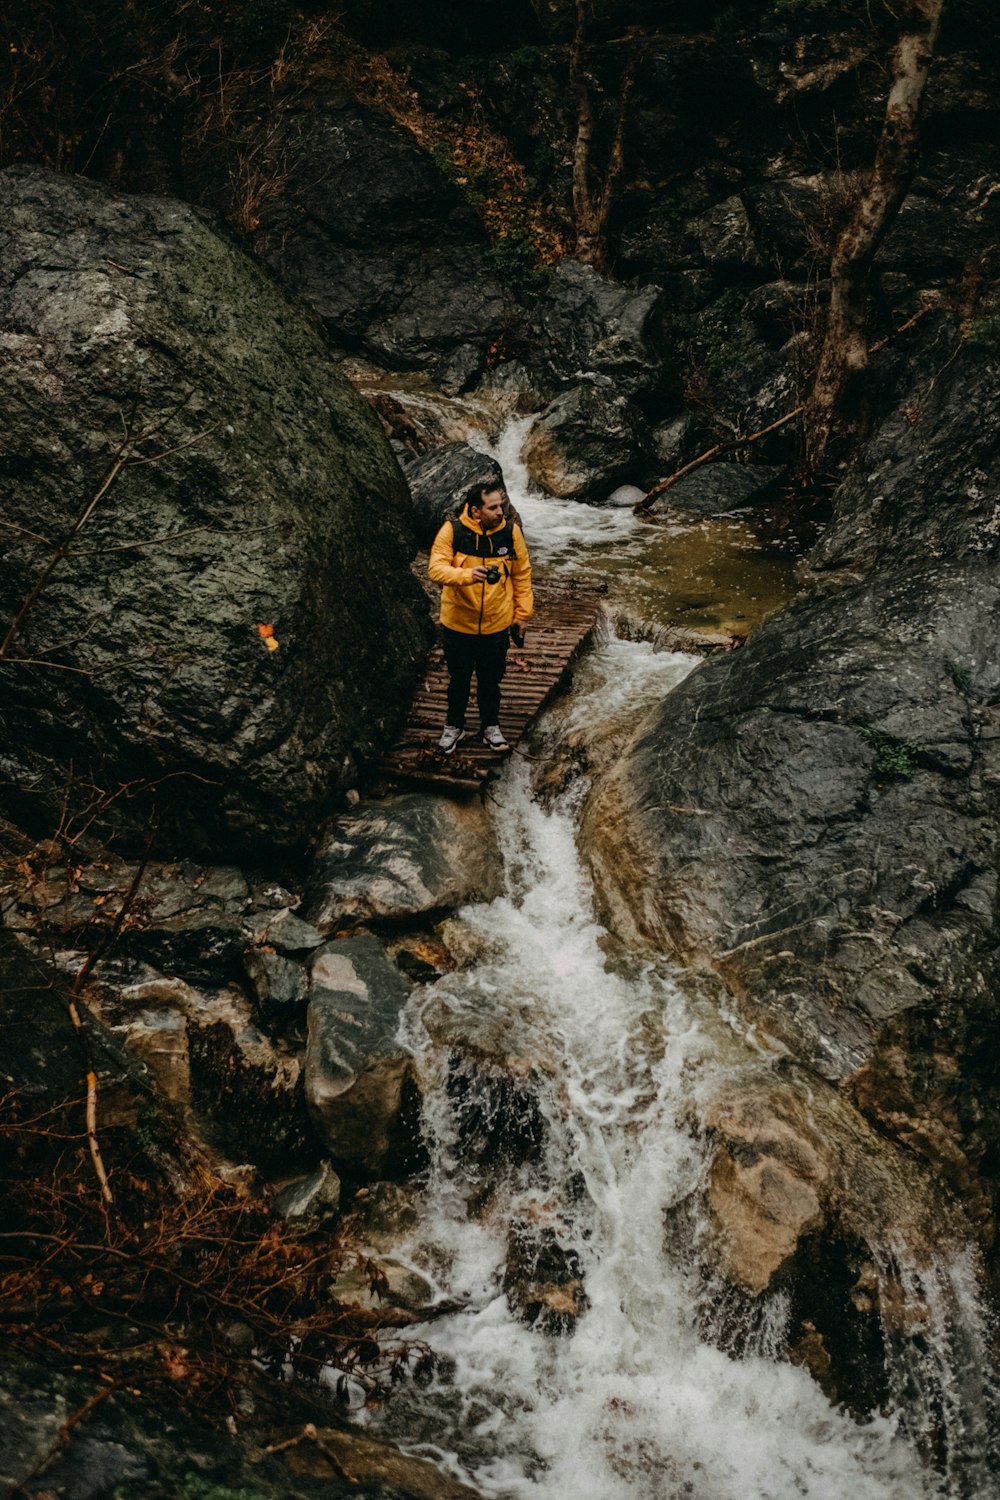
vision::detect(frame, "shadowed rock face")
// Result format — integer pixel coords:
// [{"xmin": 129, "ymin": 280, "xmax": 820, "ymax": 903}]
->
[
  {"xmin": 403, "ymin": 442, "xmax": 506, "ymax": 546},
  {"xmin": 525, "ymin": 261, "xmax": 668, "ymax": 400},
  {"xmin": 583, "ymin": 339, "xmax": 1000, "ymax": 1233},
  {"xmin": 255, "ymin": 90, "xmax": 513, "ymax": 375},
  {"xmin": 0, "ymin": 166, "xmax": 433, "ymax": 854}
]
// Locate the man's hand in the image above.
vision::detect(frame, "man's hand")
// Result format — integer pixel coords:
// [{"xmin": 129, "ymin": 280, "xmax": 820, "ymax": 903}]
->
[
  {"xmin": 510, "ymin": 622, "xmax": 526, "ymax": 647},
  {"xmin": 470, "ymin": 566, "xmax": 488, "ymax": 582}
]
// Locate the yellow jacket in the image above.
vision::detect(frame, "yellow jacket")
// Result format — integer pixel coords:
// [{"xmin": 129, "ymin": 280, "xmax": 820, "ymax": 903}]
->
[{"xmin": 429, "ymin": 507, "xmax": 534, "ymax": 635}]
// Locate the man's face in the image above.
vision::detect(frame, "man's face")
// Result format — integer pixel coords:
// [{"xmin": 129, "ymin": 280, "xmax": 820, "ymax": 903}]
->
[{"xmin": 473, "ymin": 489, "xmax": 505, "ymax": 528}]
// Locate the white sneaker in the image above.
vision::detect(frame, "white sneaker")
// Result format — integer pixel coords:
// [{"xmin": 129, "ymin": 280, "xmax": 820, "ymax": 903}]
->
[
  {"xmin": 437, "ymin": 725, "xmax": 465, "ymax": 754},
  {"xmin": 481, "ymin": 724, "xmax": 509, "ymax": 752}
]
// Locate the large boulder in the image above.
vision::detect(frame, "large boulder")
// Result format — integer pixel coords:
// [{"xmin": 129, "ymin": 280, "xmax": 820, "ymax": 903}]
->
[
  {"xmin": 581, "ymin": 340, "xmax": 1000, "ymax": 1235},
  {"xmin": 521, "ymin": 383, "xmax": 646, "ymax": 500},
  {"xmin": 525, "ymin": 260, "xmax": 668, "ymax": 399},
  {"xmin": 403, "ymin": 442, "xmax": 505, "ymax": 546},
  {"xmin": 0, "ymin": 167, "xmax": 432, "ymax": 854},
  {"xmin": 308, "ymin": 792, "xmax": 503, "ymax": 935},
  {"xmin": 644, "ymin": 462, "xmax": 785, "ymax": 517},
  {"xmin": 686, "ymin": 1062, "xmax": 969, "ymax": 1412},
  {"xmin": 255, "ymin": 89, "xmax": 514, "ymax": 373}
]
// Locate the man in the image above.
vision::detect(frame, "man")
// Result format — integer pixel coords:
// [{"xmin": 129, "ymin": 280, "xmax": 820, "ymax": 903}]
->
[{"xmin": 428, "ymin": 482, "xmax": 533, "ymax": 754}]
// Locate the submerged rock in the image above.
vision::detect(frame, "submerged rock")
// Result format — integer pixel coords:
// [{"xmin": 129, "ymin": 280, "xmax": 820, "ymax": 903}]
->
[
  {"xmin": 308, "ymin": 793, "xmax": 503, "ymax": 935},
  {"xmin": 420, "ymin": 994, "xmax": 551, "ymax": 1182},
  {"xmin": 305, "ymin": 936, "xmax": 422, "ymax": 1180},
  {"xmin": 0, "ymin": 165, "xmax": 431, "ymax": 855},
  {"xmin": 503, "ymin": 1216, "xmax": 588, "ymax": 1334}
]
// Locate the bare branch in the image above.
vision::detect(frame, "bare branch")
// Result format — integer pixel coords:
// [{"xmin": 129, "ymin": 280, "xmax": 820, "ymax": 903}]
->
[
  {"xmin": 634, "ymin": 406, "xmax": 805, "ymax": 514},
  {"xmin": 0, "ymin": 404, "xmax": 216, "ymax": 662}
]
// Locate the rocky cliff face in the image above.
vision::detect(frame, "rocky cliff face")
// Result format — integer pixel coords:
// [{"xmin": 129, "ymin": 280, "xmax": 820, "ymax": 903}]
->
[
  {"xmin": 582, "ymin": 327, "xmax": 1000, "ymax": 1252},
  {"xmin": 254, "ymin": 87, "xmax": 514, "ymax": 380},
  {"xmin": 6, "ymin": 4, "xmax": 999, "ymax": 499},
  {"xmin": 0, "ymin": 167, "xmax": 432, "ymax": 855}
]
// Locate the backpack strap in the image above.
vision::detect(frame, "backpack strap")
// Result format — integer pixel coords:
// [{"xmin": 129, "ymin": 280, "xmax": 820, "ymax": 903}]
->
[{"xmin": 449, "ymin": 514, "xmax": 518, "ymax": 560}]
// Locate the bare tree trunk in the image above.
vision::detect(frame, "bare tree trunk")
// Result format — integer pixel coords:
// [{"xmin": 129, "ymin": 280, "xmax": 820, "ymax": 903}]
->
[
  {"xmin": 805, "ymin": 0, "xmax": 945, "ymax": 472},
  {"xmin": 569, "ymin": 1, "xmax": 599, "ymax": 261},
  {"xmin": 569, "ymin": 1, "xmax": 634, "ymax": 270}
]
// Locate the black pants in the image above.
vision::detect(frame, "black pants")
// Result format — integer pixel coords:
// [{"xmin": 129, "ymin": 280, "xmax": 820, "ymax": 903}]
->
[{"xmin": 441, "ymin": 626, "xmax": 509, "ymax": 730}]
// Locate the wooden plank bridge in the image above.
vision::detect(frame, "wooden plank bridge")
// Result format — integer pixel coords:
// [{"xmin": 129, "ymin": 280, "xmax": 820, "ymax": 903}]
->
[{"xmin": 375, "ymin": 580, "xmax": 606, "ymax": 794}]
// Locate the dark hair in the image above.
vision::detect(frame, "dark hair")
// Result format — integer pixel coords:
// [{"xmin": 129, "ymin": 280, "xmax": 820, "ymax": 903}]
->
[{"xmin": 465, "ymin": 481, "xmax": 504, "ymax": 513}]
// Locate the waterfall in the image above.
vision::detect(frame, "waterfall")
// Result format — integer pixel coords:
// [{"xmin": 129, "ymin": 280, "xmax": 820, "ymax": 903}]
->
[{"xmin": 350, "ymin": 633, "xmax": 998, "ymax": 1500}]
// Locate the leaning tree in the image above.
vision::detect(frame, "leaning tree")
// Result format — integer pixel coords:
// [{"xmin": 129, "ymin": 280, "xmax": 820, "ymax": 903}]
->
[{"xmin": 805, "ymin": 0, "xmax": 946, "ymax": 472}]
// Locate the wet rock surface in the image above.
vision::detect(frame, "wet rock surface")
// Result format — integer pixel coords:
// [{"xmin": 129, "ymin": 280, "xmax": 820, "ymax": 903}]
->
[
  {"xmin": 420, "ymin": 994, "xmax": 551, "ymax": 1183},
  {"xmin": 274, "ymin": 1158, "xmax": 343, "ymax": 1230},
  {"xmin": 329, "ymin": 1256, "xmax": 434, "ymax": 1315},
  {"xmin": 0, "ymin": 165, "xmax": 431, "ymax": 855},
  {"xmin": 403, "ymin": 441, "xmax": 506, "ymax": 546},
  {"xmin": 308, "ymin": 793, "xmax": 503, "ymax": 935},
  {"xmin": 521, "ymin": 382, "xmax": 647, "ymax": 500},
  {"xmin": 583, "ymin": 339, "xmax": 1000, "ymax": 1234},
  {"xmin": 0, "ymin": 843, "xmax": 320, "ymax": 991},
  {"xmin": 89, "ymin": 966, "xmax": 311, "ymax": 1170},
  {"xmin": 503, "ymin": 1216, "xmax": 588, "ymax": 1334},
  {"xmin": 644, "ymin": 461, "xmax": 786, "ymax": 517},
  {"xmin": 5, "ymin": 7, "xmax": 1000, "ymax": 1479},
  {"xmin": 305, "ymin": 935, "xmax": 422, "ymax": 1180},
  {"xmin": 0, "ymin": 1348, "xmax": 477, "ymax": 1500},
  {"xmin": 524, "ymin": 260, "xmax": 668, "ymax": 399}
]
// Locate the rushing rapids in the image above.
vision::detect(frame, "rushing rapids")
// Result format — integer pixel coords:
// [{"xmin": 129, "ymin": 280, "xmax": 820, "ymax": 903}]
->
[
  {"xmin": 327, "ymin": 410, "xmax": 1000, "ymax": 1498},
  {"xmin": 340, "ymin": 636, "xmax": 995, "ymax": 1500},
  {"xmin": 338, "ymin": 630, "xmax": 996, "ymax": 1500}
]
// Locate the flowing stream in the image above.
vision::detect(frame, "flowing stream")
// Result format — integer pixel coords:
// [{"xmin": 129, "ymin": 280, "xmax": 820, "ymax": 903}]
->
[
  {"xmin": 350, "ymin": 406, "xmax": 997, "ymax": 1496},
  {"xmin": 347, "ymin": 634, "xmax": 997, "ymax": 1499}
]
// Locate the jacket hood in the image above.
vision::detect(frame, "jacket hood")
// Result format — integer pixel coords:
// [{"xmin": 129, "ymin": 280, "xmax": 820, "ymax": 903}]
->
[{"xmin": 458, "ymin": 504, "xmax": 506, "ymax": 536}]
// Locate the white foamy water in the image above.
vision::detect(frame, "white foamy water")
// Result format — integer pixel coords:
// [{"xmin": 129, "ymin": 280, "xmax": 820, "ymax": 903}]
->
[
  {"xmin": 471, "ymin": 416, "xmax": 643, "ymax": 571},
  {"xmin": 357, "ymin": 635, "xmax": 998, "ymax": 1500}
]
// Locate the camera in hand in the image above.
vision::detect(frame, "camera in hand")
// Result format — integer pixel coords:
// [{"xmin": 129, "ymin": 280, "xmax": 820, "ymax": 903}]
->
[{"xmin": 485, "ymin": 566, "xmax": 500, "ymax": 584}]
